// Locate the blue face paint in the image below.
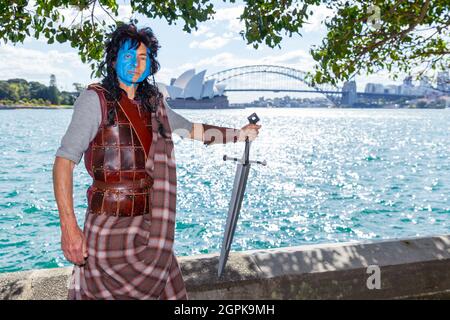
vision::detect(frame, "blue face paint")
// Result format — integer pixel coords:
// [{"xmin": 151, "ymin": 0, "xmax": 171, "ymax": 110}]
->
[{"xmin": 115, "ymin": 39, "xmax": 152, "ymax": 87}]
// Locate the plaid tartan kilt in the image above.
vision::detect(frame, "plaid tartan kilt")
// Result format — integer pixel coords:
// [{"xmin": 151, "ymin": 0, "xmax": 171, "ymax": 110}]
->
[{"xmin": 67, "ymin": 209, "xmax": 188, "ymax": 300}]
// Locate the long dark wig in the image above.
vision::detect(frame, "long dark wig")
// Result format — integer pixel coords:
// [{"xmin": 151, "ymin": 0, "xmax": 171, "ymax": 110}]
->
[{"xmin": 98, "ymin": 22, "xmax": 168, "ymax": 137}]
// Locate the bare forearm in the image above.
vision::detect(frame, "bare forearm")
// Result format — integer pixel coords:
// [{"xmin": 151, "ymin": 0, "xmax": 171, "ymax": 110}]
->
[
  {"xmin": 53, "ymin": 157, "xmax": 88, "ymax": 265},
  {"xmin": 189, "ymin": 122, "xmax": 241, "ymax": 145},
  {"xmin": 52, "ymin": 157, "xmax": 79, "ymax": 232},
  {"xmin": 188, "ymin": 123, "xmax": 205, "ymax": 142}
]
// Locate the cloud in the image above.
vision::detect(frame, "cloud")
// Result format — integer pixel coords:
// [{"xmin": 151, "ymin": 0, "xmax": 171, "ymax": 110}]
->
[
  {"xmin": 206, "ymin": 6, "xmax": 246, "ymax": 38},
  {"xmin": 213, "ymin": 6, "xmax": 245, "ymax": 31},
  {"xmin": 155, "ymin": 66, "xmax": 179, "ymax": 84},
  {"xmin": 268, "ymin": 49, "xmax": 314, "ymax": 67},
  {"xmin": 189, "ymin": 37, "xmax": 231, "ymax": 50},
  {"xmin": 182, "ymin": 6, "xmax": 246, "ymax": 51},
  {"xmin": 0, "ymin": 44, "xmax": 91, "ymax": 90},
  {"xmin": 192, "ymin": 25, "xmax": 211, "ymax": 37},
  {"xmin": 211, "ymin": 5, "xmax": 332, "ymax": 36},
  {"xmin": 191, "ymin": 4, "xmax": 332, "ymax": 53},
  {"xmin": 302, "ymin": 5, "xmax": 334, "ymax": 32},
  {"xmin": 173, "ymin": 48, "xmax": 315, "ymax": 76},
  {"xmin": 184, "ymin": 6, "xmax": 245, "ymax": 51},
  {"xmin": 222, "ymin": 32, "xmax": 235, "ymax": 39}
]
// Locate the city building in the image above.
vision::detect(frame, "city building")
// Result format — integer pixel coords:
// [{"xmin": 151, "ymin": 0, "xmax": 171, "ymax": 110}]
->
[
  {"xmin": 437, "ymin": 71, "xmax": 449, "ymax": 92},
  {"xmin": 365, "ymin": 83, "xmax": 385, "ymax": 94},
  {"xmin": 342, "ymin": 80, "xmax": 357, "ymax": 106},
  {"xmin": 398, "ymin": 78, "xmax": 414, "ymax": 95},
  {"xmin": 419, "ymin": 76, "xmax": 431, "ymax": 88},
  {"xmin": 384, "ymin": 84, "xmax": 399, "ymax": 94},
  {"xmin": 364, "ymin": 72, "xmax": 449, "ymax": 97},
  {"xmin": 403, "ymin": 76, "xmax": 413, "ymax": 87}
]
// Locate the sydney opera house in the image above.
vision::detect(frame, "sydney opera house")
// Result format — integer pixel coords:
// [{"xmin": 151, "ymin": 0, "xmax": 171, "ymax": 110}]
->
[{"xmin": 158, "ymin": 69, "xmax": 239, "ymax": 109}]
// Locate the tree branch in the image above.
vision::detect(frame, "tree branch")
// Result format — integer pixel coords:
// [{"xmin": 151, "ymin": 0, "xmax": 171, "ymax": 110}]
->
[{"xmin": 357, "ymin": 0, "xmax": 431, "ymax": 57}]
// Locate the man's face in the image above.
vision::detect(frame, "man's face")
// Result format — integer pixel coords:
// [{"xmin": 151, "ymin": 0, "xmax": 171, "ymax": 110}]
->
[{"xmin": 115, "ymin": 39, "xmax": 151, "ymax": 87}]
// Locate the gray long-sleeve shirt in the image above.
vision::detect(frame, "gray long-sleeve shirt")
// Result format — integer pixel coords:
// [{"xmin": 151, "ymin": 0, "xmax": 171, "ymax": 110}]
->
[{"xmin": 55, "ymin": 89, "xmax": 193, "ymax": 165}]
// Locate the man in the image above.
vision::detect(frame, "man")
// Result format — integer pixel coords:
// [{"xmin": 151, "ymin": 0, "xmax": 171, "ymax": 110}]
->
[{"xmin": 52, "ymin": 23, "xmax": 261, "ymax": 300}]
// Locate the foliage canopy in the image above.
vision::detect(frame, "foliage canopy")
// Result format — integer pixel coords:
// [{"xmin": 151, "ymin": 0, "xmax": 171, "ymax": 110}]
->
[{"xmin": 0, "ymin": 0, "xmax": 448, "ymax": 86}]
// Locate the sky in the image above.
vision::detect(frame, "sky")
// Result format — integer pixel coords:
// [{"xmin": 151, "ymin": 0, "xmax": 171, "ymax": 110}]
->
[{"xmin": 0, "ymin": 0, "xmax": 430, "ymax": 102}]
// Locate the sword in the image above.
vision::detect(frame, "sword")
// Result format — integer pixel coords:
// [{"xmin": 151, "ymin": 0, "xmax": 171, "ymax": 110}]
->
[{"xmin": 218, "ymin": 112, "xmax": 267, "ymax": 277}]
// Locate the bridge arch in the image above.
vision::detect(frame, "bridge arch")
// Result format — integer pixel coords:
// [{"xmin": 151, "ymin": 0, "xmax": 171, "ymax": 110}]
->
[{"xmin": 205, "ymin": 64, "xmax": 340, "ymax": 103}]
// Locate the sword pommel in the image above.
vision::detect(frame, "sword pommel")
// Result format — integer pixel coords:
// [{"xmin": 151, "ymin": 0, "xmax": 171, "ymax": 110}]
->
[{"xmin": 247, "ymin": 112, "xmax": 260, "ymax": 125}]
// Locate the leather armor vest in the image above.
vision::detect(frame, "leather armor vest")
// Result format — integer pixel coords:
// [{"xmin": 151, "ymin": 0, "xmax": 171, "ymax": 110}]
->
[{"xmin": 83, "ymin": 84, "xmax": 154, "ymax": 216}]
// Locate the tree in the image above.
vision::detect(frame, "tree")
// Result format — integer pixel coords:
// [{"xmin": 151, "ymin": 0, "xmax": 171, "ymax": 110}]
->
[
  {"xmin": 72, "ymin": 82, "xmax": 85, "ymax": 93},
  {"xmin": 7, "ymin": 79, "xmax": 30, "ymax": 99},
  {"xmin": 0, "ymin": 78, "xmax": 69, "ymax": 105},
  {"xmin": 309, "ymin": 0, "xmax": 450, "ymax": 85},
  {"xmin": 49, "ymin": 74, "xmax": 57, "ymax": 87},
  {"xmin": 29, "ymin": 81, "xmax": 47, "ymax": 99},
  {"xmin": 60, "ymin": 91, "xmax": 77, "ymax": 105},
  {"xmin": 45, "ymin": 86, "xmax": 61, "ymax": 105},
  {"xmin": 0, "ymin": 1, "xmax": 448, "ymax": 85},
  {"xmin": 0, "ymin": 81, "xmax": 14, "ymax": 100}
]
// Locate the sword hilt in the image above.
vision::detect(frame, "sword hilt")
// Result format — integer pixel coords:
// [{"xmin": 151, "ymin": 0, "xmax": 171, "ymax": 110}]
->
[{"xmin": 223, "ymin": 112, "xmax": 266, "ymax": 166}]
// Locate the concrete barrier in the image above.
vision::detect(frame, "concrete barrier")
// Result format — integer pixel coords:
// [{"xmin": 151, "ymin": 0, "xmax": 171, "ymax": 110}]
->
[{"xmin": 1, "ymin": 235, "xmax": 449, "ymax": 300}]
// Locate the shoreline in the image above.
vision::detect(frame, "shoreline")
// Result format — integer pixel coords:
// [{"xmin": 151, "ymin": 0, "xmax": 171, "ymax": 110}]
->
[
  {"xmin": 0, "ymin": 105, "xmax": 72, "ymax": 110},
  {"xmin": 1, "ymin": 104, "xmax": 448, "ymax": 110}
]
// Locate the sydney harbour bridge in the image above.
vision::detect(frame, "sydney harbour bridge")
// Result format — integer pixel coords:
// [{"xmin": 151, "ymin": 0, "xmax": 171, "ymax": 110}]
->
[{"xmin": 204, "ymin": 65, "xmax": 424, "ymax": 106}]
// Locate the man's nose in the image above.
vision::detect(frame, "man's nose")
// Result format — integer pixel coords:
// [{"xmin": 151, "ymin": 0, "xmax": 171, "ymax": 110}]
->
[{"xmin": 131, "ymin": 57, "xmax": 138, "ymax": 67}]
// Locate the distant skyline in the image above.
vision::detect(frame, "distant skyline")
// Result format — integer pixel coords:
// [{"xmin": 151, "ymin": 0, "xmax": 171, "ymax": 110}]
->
[{"xmin": 0, "ymin": 1, "xmax": 443, "ymax": 103}]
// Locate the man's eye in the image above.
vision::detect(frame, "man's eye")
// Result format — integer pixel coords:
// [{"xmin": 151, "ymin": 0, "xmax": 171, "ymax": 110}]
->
[{"xmin": 125, "ymin": 54, "xmax": 131, "ymax": 58}]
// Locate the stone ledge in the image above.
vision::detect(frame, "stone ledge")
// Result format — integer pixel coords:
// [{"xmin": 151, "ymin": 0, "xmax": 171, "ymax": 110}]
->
[{"xmin": 1, "ymin": 235, "xmax": 449, "ymax": 299}]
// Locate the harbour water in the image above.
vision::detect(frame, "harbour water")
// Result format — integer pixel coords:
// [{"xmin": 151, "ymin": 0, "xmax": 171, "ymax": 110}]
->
[{"xmin": 0, "ymin": 107, "xmax": 449, "ymax": 273}]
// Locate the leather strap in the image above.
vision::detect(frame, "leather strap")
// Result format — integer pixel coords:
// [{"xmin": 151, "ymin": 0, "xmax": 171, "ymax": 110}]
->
[
  {"xmin": 92, "ymin": 177, "xmax": 154, "ymax": 190},
  {"xmin": 117, "ymin": 92, "xmax": 152, "ymax": 160},
  {"xmin": 202, "ymin": 123, "xmax": 240, "ymax": 145}
]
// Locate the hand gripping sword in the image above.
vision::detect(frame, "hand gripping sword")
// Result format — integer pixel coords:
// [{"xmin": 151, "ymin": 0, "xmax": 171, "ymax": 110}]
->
[{"xmin": 218, "ymin": 112, "xmax": 267, "ymax": 277}]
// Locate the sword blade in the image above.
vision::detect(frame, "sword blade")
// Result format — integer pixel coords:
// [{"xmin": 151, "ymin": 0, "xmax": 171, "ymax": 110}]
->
[{"xmin": 218, "ymin": 161, "xmax": 251, "ymax": 277}]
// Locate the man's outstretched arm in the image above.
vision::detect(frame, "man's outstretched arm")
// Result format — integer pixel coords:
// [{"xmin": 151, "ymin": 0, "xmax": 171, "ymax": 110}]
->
[
  {"xmin": 163, "ymin": 99, "xmax": 261, "ymax": 145},
  {"xmin": 187, "ymin": 122, "xmax": 261, "ymax": 146}
]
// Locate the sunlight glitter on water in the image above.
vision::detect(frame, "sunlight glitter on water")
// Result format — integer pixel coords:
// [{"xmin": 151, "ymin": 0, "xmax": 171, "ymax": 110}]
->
[{"xmin": 0, "ymin": 108, "xmax": 449, "ymax": 273}]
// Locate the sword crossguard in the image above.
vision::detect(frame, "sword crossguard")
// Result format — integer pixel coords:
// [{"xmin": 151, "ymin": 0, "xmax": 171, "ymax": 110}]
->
[{"xmin": 223, "ymin": 155, "xmax": 267, "ymax": 166}]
